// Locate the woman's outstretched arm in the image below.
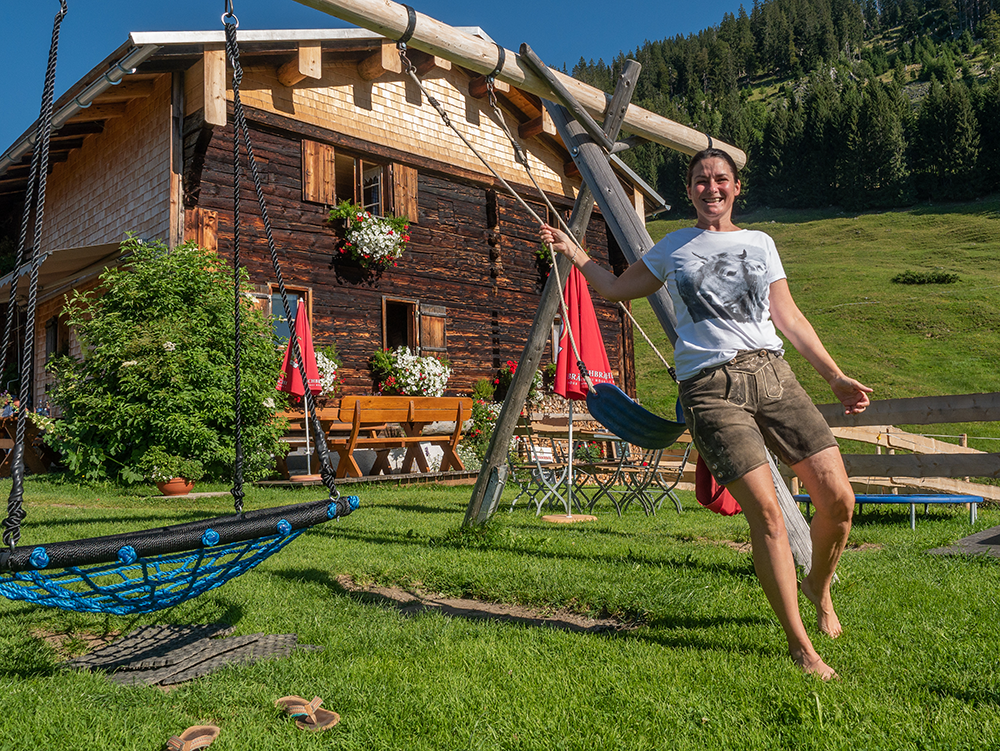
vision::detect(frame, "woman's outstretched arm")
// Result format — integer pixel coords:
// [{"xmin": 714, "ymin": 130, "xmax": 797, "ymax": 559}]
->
[
  {"xmin": 769, "ymin": 279, "xmax": 872, "ymax": 415},
  {"xmin": 539, "ymin": 223, "xmax": 663, "ymax": 302}
]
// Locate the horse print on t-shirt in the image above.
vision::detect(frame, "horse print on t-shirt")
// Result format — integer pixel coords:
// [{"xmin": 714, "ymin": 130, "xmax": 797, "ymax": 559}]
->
[{"xmin": 676, "ymin": 247, "xmax": 769, "ymax": 323}]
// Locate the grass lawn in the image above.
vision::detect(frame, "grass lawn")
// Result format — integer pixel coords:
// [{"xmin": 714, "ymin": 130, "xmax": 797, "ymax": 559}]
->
[
  {"xmin": 3, "ymin": 199, "xmax": 1000, "ymax": 749},
  {"xmin": 1, "ymin": 476, "xmax": 999, "ymax": 750}
]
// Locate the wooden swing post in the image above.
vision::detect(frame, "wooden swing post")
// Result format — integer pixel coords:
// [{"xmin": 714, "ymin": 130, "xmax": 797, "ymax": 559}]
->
[
  {"xmin": 292, "ymin": 0, "xmax": 746, "ymax": 167},
  {"xmin": 463, "ymin": 60, "xmax": 643, "ymax": 526}
]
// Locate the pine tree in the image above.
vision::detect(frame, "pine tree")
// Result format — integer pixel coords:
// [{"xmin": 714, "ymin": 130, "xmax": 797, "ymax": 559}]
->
[
  {"xmin": 854, "ymin": 81, "xmax": 914, "ymax": 208},
  {"xmin": 913, "ymin": 80, "xmax": 980, "ymax": 200}
]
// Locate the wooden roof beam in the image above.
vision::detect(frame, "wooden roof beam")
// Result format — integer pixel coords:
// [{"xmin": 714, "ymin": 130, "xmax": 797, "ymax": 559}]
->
[
  {"xmin": 518, "ymin": 108, "xmax": 555, "ymax": 140},
  {"xmin": 294, "ymin": 0, "xmax": 746, "ymax": 166},
  {"xmin": 90, "ymin": 79, "xmax": 156, "ymax": 104},
  {"xmin": 408, "ymin": 49, "xmax": 451, "ymax": 77},
  {"xmin": 278, "ymin": 42, "xmax": 324, "ymax": 87},
  {"xmin": 64, "ymin": 103, "xmax": 129, "ymax": 124},
  {"xmin": 467, "ymin": 73, "xmax": 509, "ymax": 100},
  {"xmin": 504, "ymin": 87, "xmax": 542, "ymax": 119},
  {"xmin": 358, "ymin": 40, "xmax": 402, "ymax": 81}
]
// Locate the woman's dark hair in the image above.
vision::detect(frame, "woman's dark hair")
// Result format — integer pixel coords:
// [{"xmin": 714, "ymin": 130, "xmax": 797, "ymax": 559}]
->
[{"xmin": 686, "ymin": 148, "xmax": 741, "ymax": 187}]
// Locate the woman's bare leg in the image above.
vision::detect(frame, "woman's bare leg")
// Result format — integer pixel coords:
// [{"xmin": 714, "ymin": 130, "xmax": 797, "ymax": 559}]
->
[
  {"xmin": 791, "ymin": 446, "xmax": 855, "ymax": 638},
  {"xmin": 726, "ymin": 463, "xmax": 838, "ymax": 679}
]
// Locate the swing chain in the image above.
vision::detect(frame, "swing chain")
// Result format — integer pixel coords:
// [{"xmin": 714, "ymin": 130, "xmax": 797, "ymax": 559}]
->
[
  {"xmin": 3, "ymin": 0, "xmax": 69, "ymax": 551},
  {"xmin": 225, "ymin": 18, "xmax": 340, "ymax": 503}
]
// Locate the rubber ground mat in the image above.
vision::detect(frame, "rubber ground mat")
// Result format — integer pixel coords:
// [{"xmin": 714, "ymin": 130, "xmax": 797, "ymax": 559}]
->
[
  {"xmin": 928, "ymin": 524, "xmax": 1000, "ymax": 558},
  {"xmin": 65, "ymin": 624, "xmax": 320, "ymax": 685}
]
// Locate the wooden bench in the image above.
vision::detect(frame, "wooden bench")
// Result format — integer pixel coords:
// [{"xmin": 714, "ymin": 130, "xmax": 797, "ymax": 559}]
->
[
  {"xmin": 329, "ymin": 396, "xmax": 472, "ymax": 479},
  {"xmin": 0, "ymin": 416, "xmax": 57, "ymax": 476},
  {"xmin": 795, "ymin": 493, "xmax": 981, "ymax": 530}
]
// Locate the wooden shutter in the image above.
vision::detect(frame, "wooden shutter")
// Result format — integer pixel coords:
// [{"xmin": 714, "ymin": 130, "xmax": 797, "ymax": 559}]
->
[
  {"xmin": 419, "ymin": 304, "xmax": 447, "ymax": 356},
  {"xmin": 391, "ymin": 163, "xmax": 419, "ymax": 223},
  {"xmin": 184, "ymin": 207, "xmax": 218, "ymax": 251},
  {"xmin": 302, "ymin": 140, "xmax": 337, "ymax": 204}
]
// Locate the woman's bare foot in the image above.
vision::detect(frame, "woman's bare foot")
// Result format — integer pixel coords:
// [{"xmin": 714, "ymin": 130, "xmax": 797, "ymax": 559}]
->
[
  {"xmin": 791, "ymin": 648, "xmax": 840, "ymax": 680},
  {"xmin": 800, "ymin": 576, "xmax": 843, "ymax": 638}
]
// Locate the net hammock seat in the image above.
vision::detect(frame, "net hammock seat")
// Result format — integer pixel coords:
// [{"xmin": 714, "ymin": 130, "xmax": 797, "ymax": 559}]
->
[{"xmin": 0, "ymin": 496, "xmax": 358, "ymax": 614}]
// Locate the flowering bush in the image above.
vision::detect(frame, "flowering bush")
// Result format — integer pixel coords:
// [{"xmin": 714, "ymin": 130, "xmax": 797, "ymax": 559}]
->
[
  {"xmin": 369, "ymin": 347, "xmax": 451, "ymax": 397},
  {"xmin": 46, "ymin": 235, "xmax": 285, "ymax": 483},
  {"xmin": 494, "ymin": 359, "xmax": 544, "ymax": 406},
  {"xmin": 315, "ymin": 345, "xmax": 342, "ymax": 398},
  {"xmin": 329, "ymin": 200, "xmax": 410, "ymax": 269}
]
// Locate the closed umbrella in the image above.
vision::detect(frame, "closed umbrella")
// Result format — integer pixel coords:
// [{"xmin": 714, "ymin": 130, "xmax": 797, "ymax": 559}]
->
[
  {"xmin": 552, "ymin": 266, "xmax": 615, "ymax": 518},
  {"xmin": 276, "ymin": 299, "xmax": 322, "ymax": 479}
]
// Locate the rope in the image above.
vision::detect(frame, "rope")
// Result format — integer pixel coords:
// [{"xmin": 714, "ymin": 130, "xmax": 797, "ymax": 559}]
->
[
  {"xmin": 479, "ymin": 75, "xmax": 679, "ymax": 384},
  {"xmin": 3, "ymin": 1, "xmax": 68, "ymax": 550},
  {"xmin": 397, "ymin": 47, "xmax": 600, "ymax": 393},
  {"xmin": 224, "ymin": 16, "xmax": 340, "ymax": 502}
]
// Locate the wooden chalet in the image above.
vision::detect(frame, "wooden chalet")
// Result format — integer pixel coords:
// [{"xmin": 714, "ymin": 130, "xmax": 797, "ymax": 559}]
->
[{"xmin": 0, "ymin": 28, "xmax": 668, "ymax": 406}]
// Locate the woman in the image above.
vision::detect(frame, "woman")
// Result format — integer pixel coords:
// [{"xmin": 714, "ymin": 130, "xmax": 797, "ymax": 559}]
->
[{"xmin": 539, "ymin": 148, "xmax": 871, "ymax": 679}]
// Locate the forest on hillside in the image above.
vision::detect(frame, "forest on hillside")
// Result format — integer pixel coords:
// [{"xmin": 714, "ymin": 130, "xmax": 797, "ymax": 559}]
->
[{"xmin": 571, "ymin": 0, "xmax": 1000, "ymax": 214}]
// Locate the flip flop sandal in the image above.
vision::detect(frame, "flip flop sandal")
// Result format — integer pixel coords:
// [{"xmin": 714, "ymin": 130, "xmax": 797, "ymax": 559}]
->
[
  {"xmin": 165, "ymin": 725, "xmax": 221, "ymax": 751},
  {"xmin": 274, "ymin": 695, "xmax": 340, "ymax": 731}
]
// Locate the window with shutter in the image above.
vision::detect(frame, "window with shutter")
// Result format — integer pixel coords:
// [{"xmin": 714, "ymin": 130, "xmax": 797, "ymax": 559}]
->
[{"xmin": 382, "ymin": 297, "xmax": 418, "ymax": 351}]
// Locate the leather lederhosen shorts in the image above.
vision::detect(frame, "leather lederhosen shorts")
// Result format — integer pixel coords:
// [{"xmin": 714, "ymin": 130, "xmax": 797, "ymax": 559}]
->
[{"xmin": 677, "ymin": 349, "xmax": 837, "ymax": 486}]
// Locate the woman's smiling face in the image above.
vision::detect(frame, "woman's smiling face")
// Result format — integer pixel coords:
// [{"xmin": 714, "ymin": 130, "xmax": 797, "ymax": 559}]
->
[{"xmin": 687, "ymin": 156, "xmax": 742, "ymax": 230}]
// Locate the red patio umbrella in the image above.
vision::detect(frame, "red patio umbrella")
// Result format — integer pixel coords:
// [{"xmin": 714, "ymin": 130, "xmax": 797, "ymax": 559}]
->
[
  {"xmin": 554, "ymin": 267, "xmax": 615, "ymax": 401},
  {"xmin": 276, "ymin": 299, "xmax": 322, "ymax": 478},
  {"xmin": 551, "ymin": 267, "xmax": 615, "ymax": 520},
  {"xmin": 276, "ymin": 299, "xmax": 321, "ymax": 397}
]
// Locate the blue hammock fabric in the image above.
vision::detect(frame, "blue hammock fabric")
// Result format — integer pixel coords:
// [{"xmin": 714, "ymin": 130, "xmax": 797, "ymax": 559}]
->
[
  {"xmin": 586, "ymin": 382, "xmax": 688, "ymax": 450},
  {"xmin": 0, "ymin": 496, "xmax": 358, "ymax": 614}
]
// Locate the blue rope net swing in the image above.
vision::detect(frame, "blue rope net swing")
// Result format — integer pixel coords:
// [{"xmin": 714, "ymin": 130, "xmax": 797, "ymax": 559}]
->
[{"xmin": 0, "ymin": 3, "xmax": 357, "ymax": 614}]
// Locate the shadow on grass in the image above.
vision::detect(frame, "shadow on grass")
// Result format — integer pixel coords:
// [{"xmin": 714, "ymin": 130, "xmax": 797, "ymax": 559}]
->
[
  {"xmin": 10, "ymin": 510, "xmax": 229, "ymax": 532},
  {"xmin": 928, "ymin": 680, "xmax": 1000, "ymax": 709},
  {"xmin": 315, "ymin": 524, "xmax": 757, "ymax": 577},
  {"xmin": 628, "ymin": 627, "xmax": 784, "ymax": 662},
  {"xmin": 374, "ymin": 501, "xmax": 467, "ymax": 515},
  {"xmin": 0, "ymin": 595, "xmax": 245, "ymax": 680}
]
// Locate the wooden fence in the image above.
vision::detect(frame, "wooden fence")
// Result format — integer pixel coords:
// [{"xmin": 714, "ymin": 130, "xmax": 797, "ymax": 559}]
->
[{"xmin": 810, "ymin": 392, "xmax": 1000, "ymax": 501}]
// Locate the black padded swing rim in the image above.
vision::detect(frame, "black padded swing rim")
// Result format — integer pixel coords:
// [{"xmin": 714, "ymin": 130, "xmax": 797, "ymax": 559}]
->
[{"xmin": 0, "ymin": 497, "xmax": 353, "ymax": 573}]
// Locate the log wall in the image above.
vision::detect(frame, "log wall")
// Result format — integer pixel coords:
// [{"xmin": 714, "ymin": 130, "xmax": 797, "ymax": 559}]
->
[{"xmin": 187, "ymin": 108, "xmax": 631, "ymax": 397}]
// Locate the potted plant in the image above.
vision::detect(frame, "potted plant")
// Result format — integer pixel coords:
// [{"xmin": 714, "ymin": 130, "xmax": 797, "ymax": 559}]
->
[
  {"xmin": 139, "ymin": 446, "xmax": 205, "ymax": 496},
  {"xmin": 328, "ymin": 200, "xmax": 410, "ymax": 270}
]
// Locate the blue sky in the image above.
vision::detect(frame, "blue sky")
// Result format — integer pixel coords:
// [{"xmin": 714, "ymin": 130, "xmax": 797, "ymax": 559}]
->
[{"xmin": 3, "ymin": 0, "xmax": 746, "ymax": 150}]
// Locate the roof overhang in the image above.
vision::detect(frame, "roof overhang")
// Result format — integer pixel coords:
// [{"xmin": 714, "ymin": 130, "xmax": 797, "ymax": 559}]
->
[{"xmin": 0, "ymin": 242, "xmax": 123, "ymax": 306}]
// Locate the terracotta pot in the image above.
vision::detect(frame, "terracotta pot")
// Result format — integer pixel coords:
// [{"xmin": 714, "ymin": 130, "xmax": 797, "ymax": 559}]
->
[{"xmin": 156, "ymin": 477, "xmax": 195, "ymax": 496}]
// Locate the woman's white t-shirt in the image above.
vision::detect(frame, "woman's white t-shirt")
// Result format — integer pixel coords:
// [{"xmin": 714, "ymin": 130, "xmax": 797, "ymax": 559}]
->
[{"xmin": 641, "ymin": 227, "xmax": 786, "ymax": 381}]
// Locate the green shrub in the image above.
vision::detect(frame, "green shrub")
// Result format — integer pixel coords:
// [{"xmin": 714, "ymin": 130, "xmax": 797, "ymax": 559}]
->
[
  {"xmin": 470, "ymin": 377, "xmax": 495, "ymax": 402},
  {"xmin": 46, "ymin": 235, "xmax": 287, "ymax": 483},
  {"xmin": 891, "ymin": 269, "xmax": 960, "ymax": 284}
]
